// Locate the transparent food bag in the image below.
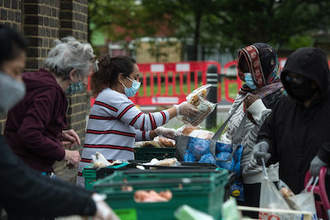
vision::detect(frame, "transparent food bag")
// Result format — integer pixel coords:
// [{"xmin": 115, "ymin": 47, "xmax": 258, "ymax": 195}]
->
[
  {"xmin": 259, "ymin": 160, "xmax": 313, "ymax": 220},
  {"xmin": 181, "ymin": 85, "xmax": 216, "ymax": 126}
]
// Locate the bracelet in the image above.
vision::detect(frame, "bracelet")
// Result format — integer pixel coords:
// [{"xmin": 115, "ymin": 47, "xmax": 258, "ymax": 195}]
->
[{"xmin": 174, "ymin": 105, "xmax": 179, "ymax": 116}]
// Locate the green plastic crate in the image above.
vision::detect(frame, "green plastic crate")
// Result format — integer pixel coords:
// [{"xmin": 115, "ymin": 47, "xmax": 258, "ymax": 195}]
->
[
  {"xmin": 134, "ymin": 147, "xmax": 176, "ymax": 160},
  {"xmin": 93, "ymin": 169, "xmax": 228, "ymax": 220},
  {"xmin": 83, "ymin": 162, "xmax": 219, "ymax": 190},
  {"xmin": 82, "ymin": 162, "xmax": 129, "ymax": 190}
]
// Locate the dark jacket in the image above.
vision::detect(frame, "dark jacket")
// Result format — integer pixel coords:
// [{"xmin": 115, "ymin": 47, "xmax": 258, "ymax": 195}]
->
[
  {"xmin": 4, "ymin": 69, "xmax": 67, "ymax": 172},
  {"xmin": 258, "ymin": 48, "xmax": 330, "ymax": 194},
  {"xmin": 0, "ymin": 135, "xmax": 96, "ymax": 217}
]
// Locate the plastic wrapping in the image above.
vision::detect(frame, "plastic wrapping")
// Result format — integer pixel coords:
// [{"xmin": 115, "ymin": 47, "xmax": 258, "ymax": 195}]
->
[
  {"xmin": 175, "ymin": 205, "xmax": 215, "ymax": 220},
  {"xmin": 259, "ymin": 163, "xmax": 316, "ymax": 219},
  {"xmin": 177, "ymin": 125, "xmax": 214, "ymax": 139},
  {"xmin": 181, "ymin": 85, "xmax": 216, "ymax": 126}
]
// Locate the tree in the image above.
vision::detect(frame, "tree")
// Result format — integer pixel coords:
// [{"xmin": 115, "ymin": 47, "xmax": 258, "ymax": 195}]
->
[
  {"xmin": 143, "ymin": 0, "xmax": 224, "ymax": 60},
  {"xmin": 217, "ymin": 0, "xmax": 330, "ymax": 51},
  {"xmin": 142, "ymin": 0, "xmax": 330, "ymax": 56},
  {"xmin": 89, "ymin": 0, "xmax": 330, "ymax": 58}
]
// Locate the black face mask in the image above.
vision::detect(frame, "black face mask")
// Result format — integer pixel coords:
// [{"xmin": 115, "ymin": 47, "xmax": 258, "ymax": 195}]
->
[{"xmin": 288, "ymin": 79, "xmax": 318, "ymax": 102}]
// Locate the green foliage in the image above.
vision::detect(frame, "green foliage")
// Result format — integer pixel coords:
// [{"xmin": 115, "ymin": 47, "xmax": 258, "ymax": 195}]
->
[
  {"xmin": 89, "ymin": 0, "xmax": 330, "ymax": 55},
  {"xmin": 287, "ymin": 35, "xmax": 314, "ymax": 50},
  {"xmin": 89, "ymin": 0, "xmax": 160, "ymax": 42}
]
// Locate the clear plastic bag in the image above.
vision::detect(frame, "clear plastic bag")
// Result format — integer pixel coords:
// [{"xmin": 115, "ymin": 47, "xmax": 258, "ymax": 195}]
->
[
  {"xmin": 259, "ymin": 161, "xmax": 314, "ymax": 219},
  {"xmin": 177, "ymin": 125, "xmax": 214, "ymax": 139},
  {"xmin": 289, "ymin": 177, "xmax": 318, "ymax": 220},
  {"xmin": 181, "ymin": 85, "xmax": 216, "ymax": 126}
]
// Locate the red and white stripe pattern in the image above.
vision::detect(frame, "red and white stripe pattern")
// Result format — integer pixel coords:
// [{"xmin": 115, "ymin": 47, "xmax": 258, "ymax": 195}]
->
[{"xmin": 76, "ymin": 88, "xmax": 169, "ymax": 187}]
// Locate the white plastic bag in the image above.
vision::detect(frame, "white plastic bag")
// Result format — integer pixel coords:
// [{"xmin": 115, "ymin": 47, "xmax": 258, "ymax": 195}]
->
[
  {"xmin": 259, "ymin": 160, "xmax": 312, "ymax": 220},
  {"xmin": 289, "ymin": 177, "xmax": 318, "ymax": 220},
  {"xmin": 259, "ymin": 175, "xmax": 294, "ymax": 219}
]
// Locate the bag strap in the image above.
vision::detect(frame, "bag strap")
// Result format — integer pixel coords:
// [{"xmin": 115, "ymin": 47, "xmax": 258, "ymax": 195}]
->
[
  {"xmin": 212, "ymin": 96, "xmax": 247, "ymax": 141},
  {"xmin": 232, "ymin": 113, "xmax": 248, "ymax": 144},
  {"xmin": 305, "ymin": 176, "xmax": 319, "ymax": 192},
  {"xmin": 211, "ymin": 114, "xmax": 247, "ymax": 162}
]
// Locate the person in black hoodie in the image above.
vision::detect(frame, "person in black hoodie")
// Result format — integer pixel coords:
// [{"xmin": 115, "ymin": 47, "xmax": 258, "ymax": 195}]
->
[
  {"xmin": 253, "ymin": 47, "xmax": 330, "ymax": 196},
  {"xmin": 0, "ymin": 25, "xmax": 118, "ymax": 219}
]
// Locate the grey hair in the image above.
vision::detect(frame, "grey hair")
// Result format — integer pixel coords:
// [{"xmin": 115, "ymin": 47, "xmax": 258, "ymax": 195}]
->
[{"xmin": 44, "ymin": 36, "xmax": 98, "ymax": 80}]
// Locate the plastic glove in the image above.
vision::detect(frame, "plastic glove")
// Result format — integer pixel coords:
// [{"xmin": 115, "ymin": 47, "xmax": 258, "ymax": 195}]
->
[
  {"xmin": 92, "ymin": 194, "xmax": 120, "ymax": 220},
  {"xmin": 253, "ymin": 141, "xmax": 271, "ymax": 165},
  {"xmin": 155, "ymin": 127, "xmax": 181, "ymax": 139},
  {"xmin": 310, "ymin": 155, "xmax": 327, "ymax": 177},
  {"xmin": 175, "ymin": 101, "xmax": 200, "ymax": 117}
]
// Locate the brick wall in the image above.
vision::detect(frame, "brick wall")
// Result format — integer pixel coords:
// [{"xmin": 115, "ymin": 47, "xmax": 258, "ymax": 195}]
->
[
  {"xmin": 0, "ymin": 0, "xmax": 23, "ymax": 132},
  {"xmin": 0, "ymin": 0, "xmax": 90, "ymax": 181}
]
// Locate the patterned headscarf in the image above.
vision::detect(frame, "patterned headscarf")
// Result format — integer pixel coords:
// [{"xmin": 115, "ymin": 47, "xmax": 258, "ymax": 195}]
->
[{"xmin": 237, "ymin": 43, "xmax": 283, "ymax": 98}]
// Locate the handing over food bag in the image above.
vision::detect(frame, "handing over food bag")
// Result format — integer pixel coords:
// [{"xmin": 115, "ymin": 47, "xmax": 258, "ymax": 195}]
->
[{"xmin": 180, "ymin": 85, "xmax": 216, "ymax": 126}]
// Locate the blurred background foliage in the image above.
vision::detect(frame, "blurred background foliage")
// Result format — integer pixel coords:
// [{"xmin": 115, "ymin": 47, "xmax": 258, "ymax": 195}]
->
[{"xmin": 89, "ymin": 0, "xmax": 330, "ymax": 60}]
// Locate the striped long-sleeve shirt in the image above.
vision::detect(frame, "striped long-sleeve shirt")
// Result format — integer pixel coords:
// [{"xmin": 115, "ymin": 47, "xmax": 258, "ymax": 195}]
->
[{"xmin": 76, "ymin": 88, "xmax": 169, "ymax": 187}]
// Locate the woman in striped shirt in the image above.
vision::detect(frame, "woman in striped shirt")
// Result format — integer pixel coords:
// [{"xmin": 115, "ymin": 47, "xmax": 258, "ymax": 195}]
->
[{"xmin": 76, "ymin": 55, "xmax": 199, "ymax": 187}]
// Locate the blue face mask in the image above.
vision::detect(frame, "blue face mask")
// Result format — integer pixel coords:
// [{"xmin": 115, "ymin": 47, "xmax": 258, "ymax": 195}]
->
[
  {"xmin": 244, "ymin": 73, "xmax": 257, "ymax": 90},
  {"xmin": 122, "ymin": 77, "xmax": 141, "ymax": 97}
]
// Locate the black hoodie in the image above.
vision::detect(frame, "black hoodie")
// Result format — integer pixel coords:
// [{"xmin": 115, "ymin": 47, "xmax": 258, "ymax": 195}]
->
[{"xmin": 258, "ymin": 47, "xmax": 330, "ymax": 194}]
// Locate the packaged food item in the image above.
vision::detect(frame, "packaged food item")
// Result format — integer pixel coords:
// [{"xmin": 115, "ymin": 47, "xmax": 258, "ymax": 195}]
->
[
  {"xmin": 181, "ymin": 85, "xmax": 216, "ymax": 126},
  {"xmin": 156, "ymin": 158, "xmax": 180, "ymax": 166},
  {"xmin": 91, "ymin": 152, "xmax": 111, "ymax": 168},
  {"xmin": 134, "ymin": 190, "xmax": 172, "ymax": 203},
  {"xmin": 177, "ymin": 125, "xmax": 199, "ymax": 136},
  {"xmin": 134, "ymin": 141, "xmax": 162, "ymax": 148},
  {"xmin": 177, "ymin": 125, "xmax": 214, "ymax": 139},
  {"xmin": 277, "ymin": 180, "xmax": 299, "ymax": 210},
  {"xmin": 189, "ymin": 130, "xmax": 214, "ymax": 140},
  {"xmin": 158, "ymin": 137, "xmax": 176, "ymax": 148},
  {"xmin": 186, "ymin": 84, "xmax": 211, "ymax": 102},
  {"xmin": 135, "ymin": 137, "xmax": 176, "ymax": 148},
  {"xmin": 277, "ymin": 180, "xmax": 294, "ymax": 198}
]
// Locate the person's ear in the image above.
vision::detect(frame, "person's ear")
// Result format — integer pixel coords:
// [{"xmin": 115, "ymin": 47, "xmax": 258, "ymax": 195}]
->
[
  {"xmin": 118, "ymin": 73, "xmax": 125, "ymax": 84},
  {"xmin": 69, "ymin": 69, "xmax": 77, "ymax": 82}
]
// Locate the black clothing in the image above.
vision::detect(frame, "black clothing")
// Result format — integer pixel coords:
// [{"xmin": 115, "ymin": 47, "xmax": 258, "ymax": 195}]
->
[
  {"xmin": 0, "ymin": 135, "xmax": 96, "ymax": 217},
  {"xmin": 238, "ymin": 183, "xmax": 261, "ymax": 218},
  {"xmin": 258, "ymin": 47, "xmax": 330, "ymax": 194}
]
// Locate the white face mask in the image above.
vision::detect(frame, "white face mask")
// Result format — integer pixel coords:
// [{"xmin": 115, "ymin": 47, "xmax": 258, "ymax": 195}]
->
[{"xmin": 0, "ymin": 72, "xmax": 26, "ymax": 112}]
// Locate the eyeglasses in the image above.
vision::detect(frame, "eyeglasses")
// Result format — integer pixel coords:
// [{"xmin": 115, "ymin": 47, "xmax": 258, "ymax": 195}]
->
[{"xmin": 285, "ymin": 75, "xmax": 305, "ymax": 84}]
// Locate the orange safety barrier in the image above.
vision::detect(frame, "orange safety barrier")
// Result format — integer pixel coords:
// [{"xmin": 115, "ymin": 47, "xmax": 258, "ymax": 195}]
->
[
  {"xmin": 131, "ymin": 61, "xmax": 221, "ymax": 106},
  {"xmin": 223, "ymin": 60, "xmax": 241, "ymax": 103},
  {"xmin": 88, "ymin": 58, "xmax": 330, "ymax": 107}
]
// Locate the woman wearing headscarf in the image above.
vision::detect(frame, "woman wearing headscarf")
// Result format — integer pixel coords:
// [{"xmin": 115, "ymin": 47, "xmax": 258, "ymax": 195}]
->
[{"xmin": 220, "ymin": 43, "xmax": 285, "ymax": 215}]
